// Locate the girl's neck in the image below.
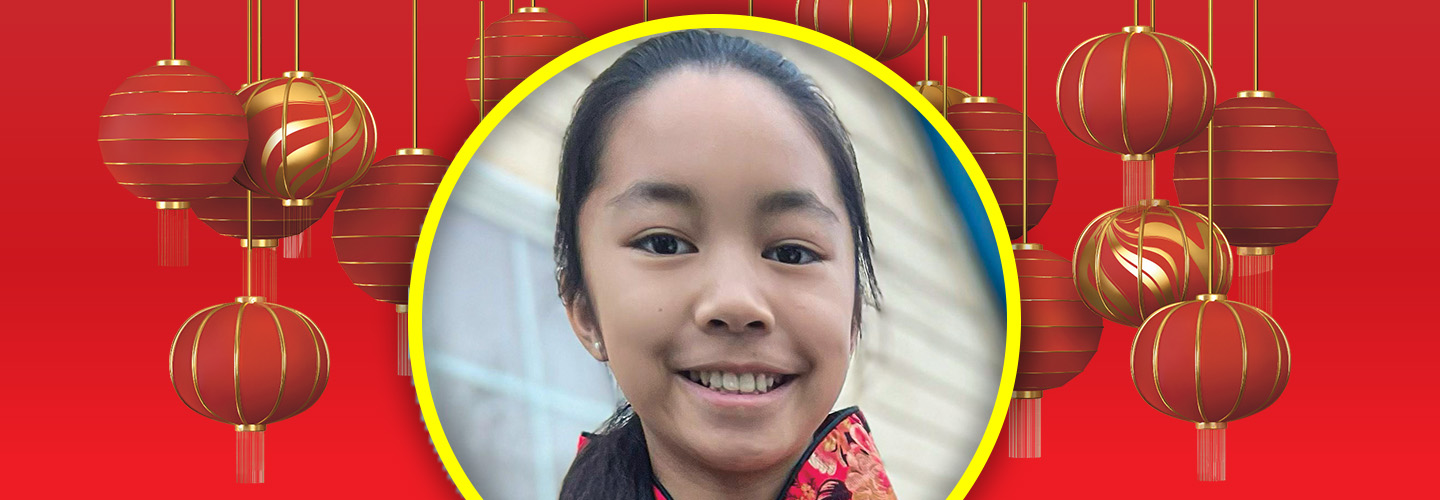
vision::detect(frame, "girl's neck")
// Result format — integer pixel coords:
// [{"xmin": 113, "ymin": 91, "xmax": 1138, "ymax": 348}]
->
[{"xmin": 643, "ymin": 428, "xmax": 799, "ymax": 500}]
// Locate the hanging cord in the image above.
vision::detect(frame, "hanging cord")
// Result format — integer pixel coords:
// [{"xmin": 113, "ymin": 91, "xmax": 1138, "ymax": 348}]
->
[
  {"xmin": 294, "ymin": 0, "xmax": 300, "ymax": 72},
  {"xmin": 1253, "ymin": 0, "xmax": 1260, "ymax": 90},
  {"xmin": 923, "ymin": 25, "xmax": 929, "ymax": 81},
  {"xmin": 170, "ymin": 0, "xmax": 176, "ymax": 59},
  {"xmin": 942, "ymin": 36, "xmax": 949, "ymax": 109},
  {"xmin": 975, "ymin": 0, "xmax": 982, "ymax": 96},
  {"xmin": 1021, "ymin": 2, "xmax": 1028, "ymax": 244},
  {"xmin": 1207, "ymin": 0, "xmax": 1216, "ymax": 294},
  {"xmin": 413, "ymin": 0, "xmax": 418, "ymax": 148}
]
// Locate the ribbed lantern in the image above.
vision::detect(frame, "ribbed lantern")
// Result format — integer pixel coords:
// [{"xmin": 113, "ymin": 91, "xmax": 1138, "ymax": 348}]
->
[
  {"xmin": 332, "ymin": 148, "xmax": 448, "ymax": 376},
  {"xmin": 235, "ymin": 71, "xmax": 377, "ymax": 201},
  {"xmin": 1073, "ymin": 200, "xmax": 1232, "ymax": 327},
  {"xmin": 468, "ymin": 6, "xmax": 584, "ymax": 117},
  {"xmin": 1174, "ymin": 92, "xmax": 1337, "ymax": 312},
  {"xmin": 947, "ymin": 98, "xmax": 1058, "ymax": 239},
  {"xmin": 1056, "ymin": 25, "xmax": 1215, "ymax": 206},
  {"xmin": 1009, "ymin": 243, "xmax": 1104, "ymax": 458},
  {"xmin": 169, "ymin": 296, "xmax": 330, "ymax": 483},
  {"xmin": 795, "ymin": 0, "xmax": 929, "ymax": 61},
  {"xmin": 1131, "ymin": 294, "xmax": 1290, "ymax": 481},
  {"xmin": 192, "ymin": 181, "xmax": 334, "ymax": 300},
  {"xmin": 99, "ymin": 59, "xmax": 247, "ymax": 266}
]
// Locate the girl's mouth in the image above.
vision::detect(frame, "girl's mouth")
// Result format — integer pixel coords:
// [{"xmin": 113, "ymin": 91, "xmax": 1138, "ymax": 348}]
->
[{"xmin": 679, "ymin": 370, "xmax": 795, "ymax": 395}]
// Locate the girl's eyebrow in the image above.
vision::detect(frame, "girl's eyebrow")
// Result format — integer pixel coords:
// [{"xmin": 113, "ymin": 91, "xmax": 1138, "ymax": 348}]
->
[
  {"xmin": 757, "ymin": 190, "xmax": 839, "ymax": 226},
  {"xmin": 606, "ymin": 181, "xmax": 698, "ymax": 212},
  {"xmin": 606, "ymin": 181, "xmax": 838, "ymax": 226}
]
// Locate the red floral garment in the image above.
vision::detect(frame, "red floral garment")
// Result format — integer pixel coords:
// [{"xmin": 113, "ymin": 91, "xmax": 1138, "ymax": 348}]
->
[{"xmin": 577, "ymin": 407, "xmax": 897, "ymax": 500}]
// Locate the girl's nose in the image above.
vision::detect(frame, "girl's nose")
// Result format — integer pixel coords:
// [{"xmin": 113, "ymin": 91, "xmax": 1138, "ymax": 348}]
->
[{"xmin": 693, "ymin": 250, "xmax": 774, "ymax": 335}]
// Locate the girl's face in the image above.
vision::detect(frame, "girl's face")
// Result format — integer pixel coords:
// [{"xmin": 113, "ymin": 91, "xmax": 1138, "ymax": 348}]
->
[{"xmin": 567, "ymin": 67, "xmax": 858, "ymax": 474}]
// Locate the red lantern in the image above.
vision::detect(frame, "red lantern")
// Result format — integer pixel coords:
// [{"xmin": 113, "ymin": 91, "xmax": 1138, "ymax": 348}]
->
[
  {"xmin": 99, "ymin": 59, "xmax": 247, "ymax": 266},
  {"xmin": 795, "ymin": 0, "xmax": 929, "ymax": 61},
  {"xmin": 1073, "ymin": 200, "xmax": 1232, "ymax": 327},
  {"xmin": 332, "ymin": 148, "xmax": 449, "ymax": 376},
  {"xmin": 169, "ymin": 296, "xmax": 330, "ymax": 483},
  {"xmin": 192, "ymin": 181, "xmax": 334, "ymax": 300},
  {"xmin": 235, "ymin": 71, "xmax": 378, "ymax": 202},
  {"xmin": 1174, "ymin": 92, "xmax": 1337, "ymax": 312},
  {"xmin": 947, "ymin": 98, "xmax": 1058, "ymax": 239},
  {"xmin": 1131, "ymin": 294, "xmax": 1290, "ymax": 480},
  {"xmin": 1056, "ymin": 25, "xmax": 1215, "ymax": 206},
  {"xmin": 1009, "ymin": 243, "xmax": 1104, "ymax": 458},
  {"xmin": 913, "ymin": 80, "xmax": 969, "ymax": 112},
  {"xmin": 469, "ymin": 7, "xmax": 584, "ymax": 118}
]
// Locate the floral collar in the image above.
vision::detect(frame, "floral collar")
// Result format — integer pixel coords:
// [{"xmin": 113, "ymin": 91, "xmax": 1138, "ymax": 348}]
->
[{"xmin": 580, "ymin": 407, "xmax": 897, "ymax": 500}]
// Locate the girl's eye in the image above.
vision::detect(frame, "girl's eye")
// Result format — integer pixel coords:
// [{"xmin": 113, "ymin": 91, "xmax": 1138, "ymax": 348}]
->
[
  {"xmin": 764, "ymin": 244, "xmax": 819, "ymax": 265},
  {"xmin": 632, "ymin": 233, "xmax": 696, "ymax": 256}
]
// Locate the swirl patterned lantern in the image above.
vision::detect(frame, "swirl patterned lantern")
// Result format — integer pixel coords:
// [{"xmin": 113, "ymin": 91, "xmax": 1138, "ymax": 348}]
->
[
  {"xmin": 169, "ymin": 296, "xmax": 330, "ymax": 483},
  {"xmin": 947, "ymin": 98, "xmax": 1058, "ymax": 239},
  {"xmin": 1073, "ymin": 200, "xmax": 1232, "ymax": 327},
  {"xmin": 99, "ymin": 59, "xmax": 247, "ymax": 266},
  {"xmin": 795, "ymin": 0, "xmax": 929, "ymax": 62},
  {"xmin": 1009, "ymin": 243, "xmax": 1104, "ymax": 458},
  {"xmin": 192, "ymin": 181, "xmax": 334, "ymax": 300},
  {"xmin": 1174, "ymin": 92, "xmax": 1337, "ymax": 311},
  {"xmin": 332, "ymin": 149, "xmax": 448, "ymax": 376},
  {"xmin": 1056, "ymin": 25, "xmax": 1215, "ymax": 206},
  {"xmin": 468, "ymin": 6, "xmax": 584, "ymax": 117},
  {"xmin": 235, "ymin": 71, "xmax": 377, "ymax": 202},
  {"xmin": 1131, "ymin": 294, "xmax": 1290, "ymax": 481}
]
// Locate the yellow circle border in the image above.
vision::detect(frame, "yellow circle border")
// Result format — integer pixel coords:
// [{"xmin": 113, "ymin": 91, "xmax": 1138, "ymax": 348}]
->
[{"xmin": 410, "ymin": 14, "xmax": 1020, "ymax": 500}]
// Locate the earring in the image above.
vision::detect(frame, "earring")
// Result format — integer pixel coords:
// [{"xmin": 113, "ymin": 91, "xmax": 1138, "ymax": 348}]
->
[{"xmin": 592, "ymin": 340, "xmax": 607, "ymax": 361}]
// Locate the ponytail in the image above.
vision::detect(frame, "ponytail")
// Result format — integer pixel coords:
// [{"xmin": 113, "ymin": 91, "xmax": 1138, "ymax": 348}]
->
[{"xmin": 559, "ymin": 404, "xmax": 654, "ymax": 500}]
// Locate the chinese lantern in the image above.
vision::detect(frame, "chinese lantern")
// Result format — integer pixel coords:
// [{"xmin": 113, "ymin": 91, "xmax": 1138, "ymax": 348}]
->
[
  {"xmin": 1073, "ymin": 200, "xmax": 1232, "ymax": 327},
  {"xmin": 947, "ymin": 98, "xmax": 1057, "ymax": 240},
  {"xmin": 1056, "ymin": 25, "xmax": 1215, "ymax": 206},
  {"xmin": 469, "ymin": 6, "xmax": 584, "ymax": 117},
  {"xmin": 169, "ymin": 296, "xmax": 330, "ymax": 483},
  {"xmin": 1009, "ymin": 243, "xmax": 1104, "ymax": 458},
  {"xmin": 99, "ymin": 60, "xmax": 247, "ymax": 266},
  {"xmin": 192, "ymin": 181, "xmax": 334, "ymax": 300},
  {"xmin": 914, "ymin": 81, "xmax": 968, "ymax": 113},
  {"xmin": 795, "ymin": 0, "xmax": 928, "ymax": 61},
  {"xmin": 1174, "ymin": 92, "xmax": 1337, "ymax": 312},
  {"xmin": 332, "ymin": 149, "xmax": 448, "ymax": 376},
  {"xmin": 1131, "ymin": 294, "xmax": 1290, "ymax": 480}
]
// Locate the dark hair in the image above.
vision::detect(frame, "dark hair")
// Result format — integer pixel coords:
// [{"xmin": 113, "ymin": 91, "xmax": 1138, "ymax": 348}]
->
[{"xmin": 555, "ymin": 29, "xmax": 880, "ymax": 500}]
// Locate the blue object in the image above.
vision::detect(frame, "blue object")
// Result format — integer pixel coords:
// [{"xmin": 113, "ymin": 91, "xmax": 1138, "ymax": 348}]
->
[{"xmin": 917, "ymin": 110, "xmax": 1007, "ymax": 305}]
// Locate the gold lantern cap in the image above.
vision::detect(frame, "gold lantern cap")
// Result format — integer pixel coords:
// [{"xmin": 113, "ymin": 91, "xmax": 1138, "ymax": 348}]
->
[
  {"xmin": 1195, "ymin": 293, "xmax": 1227, "ymax": 302},
  {"xmin": 1012, "ymin": 243, "xmax": 1044, "ymax": 251},
  {"xmin": 241, "ymin": 238, "xmax": 279, "ymax": 249},
  {"xmin": 157, "ymin": 59, "xmax": 190, "ymax": 66},
  {"xmin": 1238, "ymin": 90, "xmax": 1276, "ymax": 98},
  {"xmin": 396, "ymin": 304, "xmax": 409, "ymax": 313},
  {"xmin": 236, "ymin": 424, "xmax": 267, "ymax": 432},
  {"xmin": 1013, "ymin": 390, "xmax": 1043, "ymax": 399},
  {"xmin": 913, "ymin": 80, "xmax": 941, "ymax": 87},
  {"xmin": 518, "ymin": 6, "xmax": 547, "ymax": 13},
  {"xmin": 235, "ymin": 296, "xmax": 268, "ymax": 304},
  {"xmin": 1123, "ymin": 25, "xmax": 1154, "ymax": 33},
  {"xmin": 397, "ymin": 148, "xmax": 435, "ymax": 156},
  {"xmin": 1138, "ymin": 199, "xmax": 1170, "ymax": 207},
  {"xmin": 282, "ymin": 198, "xmax": 315, "ymax": 207},
  {"xmin": 961, "ymin": 96, "xmax": 997, "ymax": 104},
  {"xmin": 1237, "ymin": 246, "xmax": 1276, "ymax": 256},
  {"xmin": 1122, "ymin": 153, "xmax": 1155, "ymax": 161},
  {"xmin": 156, "ymin": 201, "xmax": 190, "ymax": 210},
  {"xmin": 283, "ymin": 70, "xmax": 314, "ymax": 78},
  {"xmin": 1196, "ymin": 422, "xmax": 1227, "ymax": 430}
]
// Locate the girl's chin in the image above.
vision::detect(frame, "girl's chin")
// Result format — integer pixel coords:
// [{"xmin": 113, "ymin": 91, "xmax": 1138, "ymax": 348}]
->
[{"xmin": 683, "ymin": 432, "xmax": 808, "ymax": 475}]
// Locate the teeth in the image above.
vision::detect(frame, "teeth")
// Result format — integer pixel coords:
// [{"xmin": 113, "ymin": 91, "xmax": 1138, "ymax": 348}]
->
[{"xmin": 687, "ymin": 371, "xmax": 786, "ymax": 395}]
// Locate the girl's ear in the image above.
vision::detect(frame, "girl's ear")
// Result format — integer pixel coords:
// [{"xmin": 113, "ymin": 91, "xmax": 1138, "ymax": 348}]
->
[{"xmin": 566, "ymin": 293, "xmax": 608, "ymax": 362}]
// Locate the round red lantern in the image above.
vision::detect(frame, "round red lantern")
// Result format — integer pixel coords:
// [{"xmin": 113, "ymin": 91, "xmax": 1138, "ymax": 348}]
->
[
  {"xmin": 947, "ymin": 98, "xmax": 1058, "ymax": 239},
  {"xmin": 468, "ymin": 7, "xmax": 584, "ymax": 118},
  {"xmin": 1009, "ymin": 243, "xmax": 1104, "ymax": 458},
  {"xmin": 1131, "ymin": 293, "xmax": 1290, "ymax": 480},
  {"xmin": 169, "ymin": 296, "xmax": 330, "ymax": 483},
  {"xmin": 235, "ymin": 71, "xmax": 378, "ymax": 202},
  {"xmin": 332, "ymin": 148, "xmax": 449, "ymax": 376},
  {"xmin": 1174, "ymin": 92, "xmax": 1337, "ymax": 312},
  {"xmin": 99, "ymin": 59, "xmax": 247, "ymax": 266},
  {"xmin": 1056, "ymin": 25, "xmax": 1215, "ymax": 206},
  {"xmin": 1073, "ymin": 200, "xmax": 1232, "ymax": 327},
  {"xmin": 796, "ymin": 0, "xmax": 929, "ymax": 61}
]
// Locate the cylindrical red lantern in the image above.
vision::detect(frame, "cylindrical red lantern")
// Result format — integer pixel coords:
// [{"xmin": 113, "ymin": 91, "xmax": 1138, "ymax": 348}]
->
[
  {"xmin": 1174, "ymin": 92, "xmax": 1337, "ymax": 312},
  {"xmin": 1073, "ymin": 200, "xmax": 1232, "ymax": 327},
  {"xmin": 169, "ymin": 296, "xmax": 330, "ymax": 483},
  {"xmin": 947, "ymin": 98, "xmax": 1058, "ymax": 239},
  {"xmin": 1056, "ymin": 25, "xmax": 1215, "ymax": 206},
  {"xmin": 1131, "ymin": 294, "xmax": 1290, "ymax": 481},
  {"xmin": 469, "ymin": 7, "xmax": 585, "ymax": 117},
  {"xmin": 235, "ymin": 71, "xmax": 377, "ymax": 202},
  {"xmin": 795, "ymin": 0, "xmax": 929, "ymax": 61},
  {"xmin": 1009, "ymin": 243, "xmax": 1104, "ymax": 458},
  {"xmin": 332, "ymin": 148, "xmax": 449, "ymax": 375},
  {"xmin": 99, "ymin": 59, "xmax": 247, "ymax": 266}
]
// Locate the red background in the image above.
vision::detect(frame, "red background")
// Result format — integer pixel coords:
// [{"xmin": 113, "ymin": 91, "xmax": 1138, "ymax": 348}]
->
[{"xmin": 2, "ymin": 0, "xmax": 1432, "ymax": 497}]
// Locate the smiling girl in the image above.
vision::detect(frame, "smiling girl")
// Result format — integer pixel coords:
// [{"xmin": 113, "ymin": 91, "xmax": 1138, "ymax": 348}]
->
[{"xmin": 554, "ymin": 30, "xmax": 891, "ymax": 500}]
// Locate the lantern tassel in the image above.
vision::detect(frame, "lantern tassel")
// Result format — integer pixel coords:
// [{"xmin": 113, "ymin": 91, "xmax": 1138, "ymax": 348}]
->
[
  {"xmin": 1197, "ymin": 423, "xmax": 1226, "ymax": 481},
  {"xmin": 281, "ymin": 230, "xmax": 309, "ymax": 259},
  {"xmin": 1008, "ymin": 393, "xmax": 1041, "ymax": 458},
  {"xmin": 281, "ymin": 201, "xmax": 313, "ymax": 259},
  {"xmin": 1237, "ymin": 248, "xmax": 1274, "ymax": 312},
  {"xmin": 236, "ymin": 426, "xmax": 265, "ymax": 484},
  {"xmin": 247, "ymin": 245, "xmax": 279, "ymax": 301},
  {"xmin": 398, "ymin": 305, "xmax": 411, "ymax": 376},
  {"xmin": 157, "ymin": 203, "xmax": 190, "ymax": 267},
  {"xmin": 1122, "ymin": 156, "xmax": 1154, "ymax": 206}
]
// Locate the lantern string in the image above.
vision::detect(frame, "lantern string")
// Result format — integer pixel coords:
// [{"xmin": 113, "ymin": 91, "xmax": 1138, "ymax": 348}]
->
[
  {"xmin": 509, "ymin": 0, "xmax": 514, "ymax": 14},
  {"xmin": 170, "ymin": 0, "xmax": 176, "ymax": 59},
  {"xmin": 479, "ymin": 1, "xmax": 485, "ymax": 120},
  {"xmin": 1253, "ymin": 0, "xmax": 1260, "ymax": 90},
  {"xmin": 942, "ymin": 35, "xmax": 949, "ymax": 110},
  {"xmin": 294, "ymin": 0, "xmax": 300, "ymax": 72},
  {"xmin": 1151, "ymin": 0, "xmax": 1156, "ymax": 29},
  {"xmin": 643, "ymin": 0, "xmax": 648, "ymax": 22},
  {"xmin": 1021, "ymin": 1, "xmax": 1028, "ymax": 244},
  {"xmin": 257, "ymin": 0, "xmax": 263, "ymax": 78},
  {"xmin": 923, "ymin": 25, "xmax": 929, "ymax": 82},
  {"xmin": 749, "ymin": 0, "xmax": 753, "ymax": 16},
  {"xmin": 246, "ymin": 192, "xmax": 254, "ymax": 297},
  {"xmin": 1207, "ymin": 0, "xmax": 1216, "ymax": 295},
  {"xmin": 1133, "ymin": 0, "xmax": 1138, "ymax": 25},
  {"xmin": 413, "ymin": 0, "xmax": 418, "ymax": 148},
  {"xmin": 246, "ymin": 0, "xmax": 252, "ymax": 83},
  {"xmin": 975, "ymin": 0, "xmax": 983, "ymax": 96}
]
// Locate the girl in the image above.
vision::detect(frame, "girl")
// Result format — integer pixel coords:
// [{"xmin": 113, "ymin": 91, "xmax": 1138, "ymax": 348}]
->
[{"xmin": 554, "ymin": 29, "xmax": 892, "ymax": 500}]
